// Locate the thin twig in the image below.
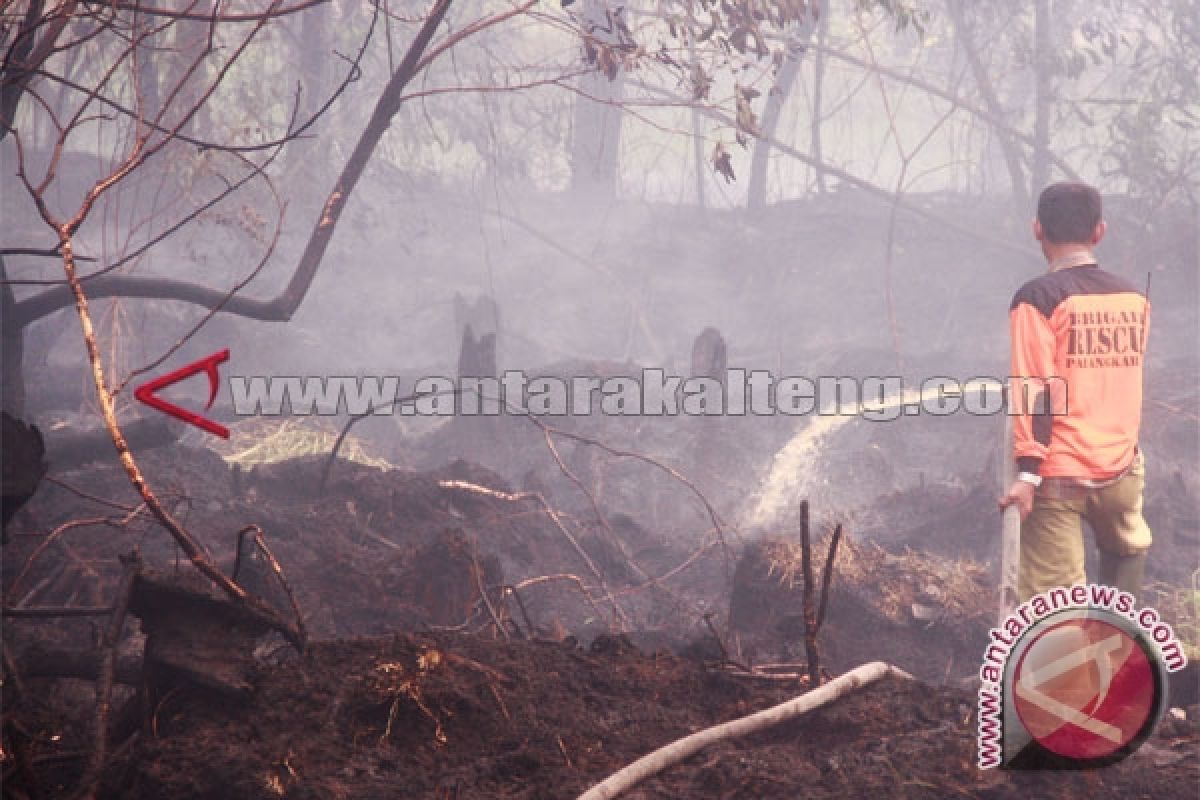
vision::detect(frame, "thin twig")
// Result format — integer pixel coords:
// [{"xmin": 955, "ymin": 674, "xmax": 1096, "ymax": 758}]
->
[
  {"xmin": 472, "ymin": 551, "xmax": 508, "ymax": 640},
  {"xmin": 43, "ymin": 475, "xmax": 136, "ymax": 512},
  {"xmin": 439, "ymin": 480, "xmax": 627, "ymax": 629}
]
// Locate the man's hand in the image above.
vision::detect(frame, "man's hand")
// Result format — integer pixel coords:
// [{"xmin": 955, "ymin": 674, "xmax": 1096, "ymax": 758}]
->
[{"xmin": 998, "ymin": 480, "xmax": 1036, "ymax": 520}]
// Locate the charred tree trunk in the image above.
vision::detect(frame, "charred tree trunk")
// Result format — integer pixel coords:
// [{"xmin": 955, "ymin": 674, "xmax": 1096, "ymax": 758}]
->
[
  {"xmin": 690, "ymin": 326, "xmax": 726, "ymax": 379},
  {"xmin": 287, "ymin": 0, "xmax": 332, "ymax": 186},
  {"xmin": 747, "ymin": 27, "xmax": 814, "ymax": 210},
  {"xmin": 571, "ymin": 75, "xmax": 623, "ymax": 195},
  {"xmin": 1, "ymin": 412, "xmax": 46, "ymax": 532},
  {"xmin": 454, "ymin": 293, "xmax": 499, "ymax": 377},
  {"xmin": 1, "ymin": 257, "xmax": 25, "ymax": 415},
  {"xmin": 570, "ymin": 0, "xmax": 625, "ymax": 197},
  {"xmin": 458, "ymin": 329, "xmax": 498, "ymax": 379}
]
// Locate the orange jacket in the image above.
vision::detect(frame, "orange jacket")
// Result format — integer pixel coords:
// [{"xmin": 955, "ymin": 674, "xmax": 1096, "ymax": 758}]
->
[{"xmin": 1009, "ymin": 263, "xmax": 1149, "ymax": 479}]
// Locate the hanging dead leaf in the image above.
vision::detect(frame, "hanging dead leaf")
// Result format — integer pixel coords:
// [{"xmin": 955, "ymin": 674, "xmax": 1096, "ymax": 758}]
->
[
  {"xmin": 596, "ymin": 45, "xmax": 619, "ymax": 80},
  {"xmin": 735, "ymin": 85, "xmax": 760, "ymax": 136},
  {"xmin": 713, "ymin": 143, "xmax": 736, "ymax": 183}
]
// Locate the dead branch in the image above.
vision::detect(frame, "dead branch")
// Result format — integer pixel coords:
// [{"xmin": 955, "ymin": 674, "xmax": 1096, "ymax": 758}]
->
[
  {"xmin": 114, "ymin": 154, "xmax": 289, "ymax": 393},
  {"xmin": 87, "ymin": 1, "xmax": 329, "ymax": 23},
  {"xmin": 13, "ymin": 6, "xmax": 365, "ymax": 168},
  {"xmin": 440, "ymin": 650, "xmax": 514, "ymax": 686},
  {"xmin": 319, "ymin": 387, "xmax": 463, "ymax": 492},
  {"xmin": 535, "ymin": 425, "xmax": 675, "ymax": 607},
  {"xmin": 5, "ymin": 514, "xmax": 139, "ymax": 606},
  {"xmin": 509, "ymin": 573, "xmax": 609, "ymax": 628},
  {"xmin": 815, "ymin": 523, "xmax": 843, "ymax": 631},
  {"xmin": 49, "ymin": 233, "xmax": 303, "ymax": 648},
  {"xmin": 9, "ymin": 2, "xmax": 374, "ymax": 324},
  {"xmin": 702, "ymin": 611, "xmax": 729, "ymax": 662},
  {"xmin": 0, "ymin": 0, "xmax": 80, "ymax": 142},
  {"xmin": 9, "ymin": 128, "xmax": 286, "ymax": 292},
  {"xmin": 232, "ymin": 525, "xmax": 307, "ymax": 644},
  {"xmin": 0, "ymin": 246, "xmax": 94, "ymax": 260},
  {"xmin": 798, "ymin": 500, "xmax": 819, "ymax": 687},
  {"xmin": 70, "ymin": 551, "xmax": 138, "ymax": 800},
  {"xmin": 611, "ymin": 534, "xmax": 719, "ymax": 598},
  {"xmin": 500, "ymin": 584, "xmax": 536, "ymax": 637},
  {"xmin": 803, "ymin": 37, "xmax": 1080, "ymax": 185},
  {"xmin": 438, "ymin": 480, "xmax": 628, "ymax": 629},
  {"xmin": 472, "ymin": 551, "xmax": 509, "ymax": 640},
  {"xmin": 524, "ymin": 415, "xmax": 735, "ymax": 574},
  {"xmin": 42, "ymin": 476, "xmax": 135, "ymax": 513}
]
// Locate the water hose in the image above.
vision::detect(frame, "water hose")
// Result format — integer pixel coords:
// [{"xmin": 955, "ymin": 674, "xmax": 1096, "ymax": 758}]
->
[{"xmin": 576, "ymin": 661, "xmax": 913, "ymax": 800}]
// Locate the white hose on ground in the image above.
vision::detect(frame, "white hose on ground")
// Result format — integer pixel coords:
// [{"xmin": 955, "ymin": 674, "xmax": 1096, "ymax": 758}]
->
[{"xmin": 575, "ymin": 661, "xmax": 913, "ymax": 800}]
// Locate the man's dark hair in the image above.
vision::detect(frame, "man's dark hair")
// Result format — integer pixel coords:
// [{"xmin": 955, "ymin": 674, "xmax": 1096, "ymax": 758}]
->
[{"xmin": 1037, "ymin": 182, "xmax": 1103, "ymax": 244}]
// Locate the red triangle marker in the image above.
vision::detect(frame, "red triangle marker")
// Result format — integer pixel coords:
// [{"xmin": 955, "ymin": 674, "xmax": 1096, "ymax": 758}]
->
[{"xmin": 134, "ymin": 349, "xmax": 230, "ymax": 438}]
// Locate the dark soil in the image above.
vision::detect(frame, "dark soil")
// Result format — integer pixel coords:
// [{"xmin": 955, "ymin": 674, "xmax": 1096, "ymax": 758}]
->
[
  {"xmin": 97, "ymin": 632, "xmax": 1200, "ymax": 799},
  {"xmin": 4, "ymin": 374, "xmax": 1197, "ymax": 798}
]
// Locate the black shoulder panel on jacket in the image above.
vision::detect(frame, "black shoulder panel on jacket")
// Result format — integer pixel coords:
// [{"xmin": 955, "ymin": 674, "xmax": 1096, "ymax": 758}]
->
[{"xmin": 1009, "ymin": 265, "xmax": 1141, "ymax": 317}]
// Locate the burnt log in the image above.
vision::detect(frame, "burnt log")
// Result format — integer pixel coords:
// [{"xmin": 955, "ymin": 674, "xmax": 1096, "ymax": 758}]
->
[
  {"xmin": 129, "ymin": 569, "xmax": 272, "ymax": 700},
  {"xmin": 1, "ymin": 411, "xmax": 47, "ymax": 532}
]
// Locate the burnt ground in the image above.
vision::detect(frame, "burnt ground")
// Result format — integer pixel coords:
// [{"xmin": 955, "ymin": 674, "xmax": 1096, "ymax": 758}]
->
[
  {"xmin": 4, "ymin": 320, "xmax": 1199, "ymax": 800},
  {"xmin": 4, "ymin": 430, "xmax": 1199, "ymax": 799},
  {"xmin": 25, "ymin": 632, "xmax": 1200, "ymax": 799}
]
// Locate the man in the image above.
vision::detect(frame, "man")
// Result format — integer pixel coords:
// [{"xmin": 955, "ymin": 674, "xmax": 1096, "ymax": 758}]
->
[{"xmin": 999, "ymin": 182, "xmax": 1152, "ymax": 602}]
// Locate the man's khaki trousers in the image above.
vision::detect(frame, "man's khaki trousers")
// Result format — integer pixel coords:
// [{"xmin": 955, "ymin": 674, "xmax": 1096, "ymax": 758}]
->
[{"xmin": 1018, "ymin": 452, "xmax": 1152, "ymax": 601}]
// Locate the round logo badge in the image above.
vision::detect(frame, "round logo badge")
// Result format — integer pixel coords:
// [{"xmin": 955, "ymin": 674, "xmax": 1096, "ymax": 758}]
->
[{"xmin": 1012, "ymin": 614, "xmax": 1162, "ymax": 761}]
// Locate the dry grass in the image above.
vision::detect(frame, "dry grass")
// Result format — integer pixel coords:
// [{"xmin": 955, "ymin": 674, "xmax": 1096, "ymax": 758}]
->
[
  {"xmin": 1144, "ymin": 568, "xmax": 1200, "ymax": 661},
  {"xmin": 762, "ymin": 535, "xmax": 991, "ymax": 625},
  {"xmin": 210, "ymin": 417, "xmax": 393, "ymax": 470}
]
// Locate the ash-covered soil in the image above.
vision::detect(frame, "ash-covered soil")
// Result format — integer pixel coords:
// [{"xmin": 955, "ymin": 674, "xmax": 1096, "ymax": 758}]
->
[
  {"xmin": 87, "ymin": 632, "xmax": 1200, "ymax": 799},
  {"xmin": 4, "ymin": 373, "xmax": 1198, "ymax": 799}
]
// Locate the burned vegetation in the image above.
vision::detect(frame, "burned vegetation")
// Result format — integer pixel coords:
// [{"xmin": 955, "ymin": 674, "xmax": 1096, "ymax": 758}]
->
[{"xmin": 5, "ymin": 325, "xmax": 1199, "ymax": 798}]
